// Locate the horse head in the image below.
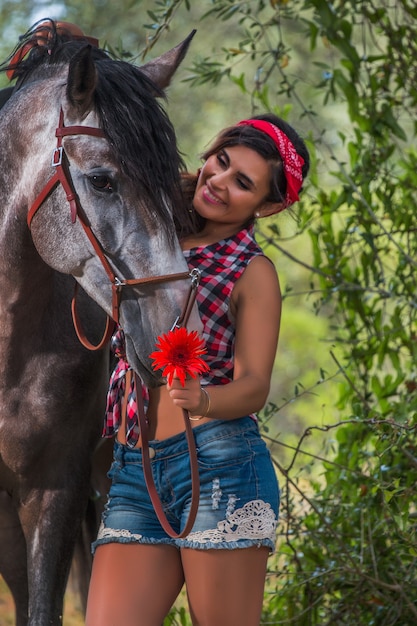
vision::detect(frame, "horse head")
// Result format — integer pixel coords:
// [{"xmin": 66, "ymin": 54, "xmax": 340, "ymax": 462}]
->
[{"xmin": 0, "ymin": 21, "xmax": 201, "ymax": 387}]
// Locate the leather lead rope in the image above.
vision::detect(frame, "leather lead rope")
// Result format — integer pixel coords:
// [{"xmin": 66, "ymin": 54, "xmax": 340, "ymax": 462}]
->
[
  {"xmin": 136, "ymin": 374, "xmax": 200, "ymax": 538},
  {"xmin": 134, "ymin": 269, "xmax": 201, "ymax": 538}
]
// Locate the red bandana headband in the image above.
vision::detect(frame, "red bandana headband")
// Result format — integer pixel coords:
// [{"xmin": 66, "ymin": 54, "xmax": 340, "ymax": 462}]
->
[{"xmin": 237, "ymin": 119, "xmax": 304, "ymax": 209}]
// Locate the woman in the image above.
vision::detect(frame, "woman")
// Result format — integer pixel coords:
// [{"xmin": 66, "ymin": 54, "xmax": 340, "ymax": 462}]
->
[{"xmin": 86, "ymin": 113, "xmax": 309, "ymax": 626}]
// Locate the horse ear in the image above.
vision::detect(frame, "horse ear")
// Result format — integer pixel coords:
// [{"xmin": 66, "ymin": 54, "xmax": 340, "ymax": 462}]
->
[
  {"xmin": 140, "ymin": 30, "xmax": 196, "ymax": 90},
  {"xmin": 66, "ymin": 45, "xmax": 97, "ymax": 116}
]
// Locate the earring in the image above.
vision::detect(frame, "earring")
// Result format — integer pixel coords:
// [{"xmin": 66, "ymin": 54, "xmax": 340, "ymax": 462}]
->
[{"xmin": 254, "ymin": 211, "xmax": 260, "ymax": 218}]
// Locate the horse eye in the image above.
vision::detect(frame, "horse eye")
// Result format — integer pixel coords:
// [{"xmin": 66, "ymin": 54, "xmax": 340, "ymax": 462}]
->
[{"xmin": 88, "ymin": 174, "xmax": 113, "ymax": 192}]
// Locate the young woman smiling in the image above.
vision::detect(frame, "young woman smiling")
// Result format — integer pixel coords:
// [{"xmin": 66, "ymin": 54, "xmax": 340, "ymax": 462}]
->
[{"xmin": 86, "ymin": 113, "xmax": 310, "ymax": 626}]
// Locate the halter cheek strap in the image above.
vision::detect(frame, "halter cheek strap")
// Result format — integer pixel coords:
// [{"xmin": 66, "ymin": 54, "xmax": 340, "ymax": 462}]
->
[
  {"xmin": 237, "ymin": 119, "xmax": 305, "ymax": 209},
  {"xmin": 27, "ymin": 107, "xmax": 193, "ymax": 350}
]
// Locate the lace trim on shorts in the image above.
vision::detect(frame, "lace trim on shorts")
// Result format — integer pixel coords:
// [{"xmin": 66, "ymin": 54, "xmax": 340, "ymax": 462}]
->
[
  {"xmin": 186, "ymin": 499, "xmax": 277, "ymax": 544},
  {"xmin": 96, "ymin": 521, "xmax": 143, "ymax": 542}
]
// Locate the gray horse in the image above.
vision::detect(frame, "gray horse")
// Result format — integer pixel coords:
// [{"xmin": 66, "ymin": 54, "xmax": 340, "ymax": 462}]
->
[{"xmin": 0, "ymin": 20, "xmax": 199, "ymax": 626}]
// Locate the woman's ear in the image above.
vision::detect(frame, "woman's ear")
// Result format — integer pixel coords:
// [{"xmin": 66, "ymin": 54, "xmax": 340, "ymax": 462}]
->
[{"xmin": 255, "ymin": 202, "xmax": 285, "ymax": 218}]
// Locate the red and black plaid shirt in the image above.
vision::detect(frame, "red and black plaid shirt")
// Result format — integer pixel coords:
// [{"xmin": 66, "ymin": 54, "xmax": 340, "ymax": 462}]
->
[{"xmin": 103, "ymin": 225, "xmax": 264, "ymax": 446}]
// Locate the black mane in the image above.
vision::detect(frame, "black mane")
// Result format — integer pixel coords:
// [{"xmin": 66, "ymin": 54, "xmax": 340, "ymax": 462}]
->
[{"xmin": 94, "ymin": 58, "xmax": 185, "ymax": 235}]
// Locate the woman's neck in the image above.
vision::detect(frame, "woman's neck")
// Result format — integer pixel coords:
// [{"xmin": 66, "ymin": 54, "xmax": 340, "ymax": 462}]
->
[{"xmin": 181, "ymin": 222, "xmax": 249, "ymax": 251}]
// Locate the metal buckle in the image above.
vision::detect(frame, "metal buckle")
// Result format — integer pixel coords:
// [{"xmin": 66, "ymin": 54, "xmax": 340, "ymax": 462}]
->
[
  {"xmin": 114, "ymin": 276, "xmax": 126, "ymax": 288},
  {"xmin": 189, "ymin": 268, "xmax": 201, "ymax": 288},
  {"xmin": 52, "ymin": 146, "xmax": 63, "ymax": 167},
  {"xmin": 170, "ymin": 315, "xmax": 181, "ymax": 331}
]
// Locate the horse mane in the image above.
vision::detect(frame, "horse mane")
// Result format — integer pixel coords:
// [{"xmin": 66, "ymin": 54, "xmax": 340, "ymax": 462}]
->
[{"xmin": 0, "ymin": 20, "xmax": 197, "ymax": 239}]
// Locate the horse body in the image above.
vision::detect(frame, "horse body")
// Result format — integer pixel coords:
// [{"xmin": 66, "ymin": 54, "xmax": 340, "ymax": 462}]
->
[{"xmin": 0, "ymin": 27, "xmax": 198, "ymax": 625}]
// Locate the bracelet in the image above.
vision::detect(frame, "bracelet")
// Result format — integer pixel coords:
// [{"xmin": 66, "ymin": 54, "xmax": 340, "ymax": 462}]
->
[
  {"xmin": 201, "ymin": 387, "xmax": 211, "ymax": 417},
  {"xmin": 189, "ymin": 387, "xmax": 211, "ymax": 421}
]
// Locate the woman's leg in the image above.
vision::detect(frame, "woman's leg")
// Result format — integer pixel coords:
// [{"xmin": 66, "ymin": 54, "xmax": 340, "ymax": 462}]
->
[
  {"xmin": 181, "ymin": 546, "xmax": 270, "ymax": 626},
  {"xmin": 86, "ymin": 543, "xmax": 185, "ymax": 626}
]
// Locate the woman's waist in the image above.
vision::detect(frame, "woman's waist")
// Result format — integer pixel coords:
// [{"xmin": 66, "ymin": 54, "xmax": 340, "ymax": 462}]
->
[
  {"xmin": 116, "ymin": 408, "xmax": 213, "ymax": 448},
  {"xmin": 114, "ymin": 415, "xmax": 257, "ymax": 461}
]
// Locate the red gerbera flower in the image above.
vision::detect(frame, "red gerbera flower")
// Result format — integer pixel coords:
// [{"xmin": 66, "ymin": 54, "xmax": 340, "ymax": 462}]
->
[{"xmin": 149, "ymin": 327, "xmax": 210, "ymax": 387}]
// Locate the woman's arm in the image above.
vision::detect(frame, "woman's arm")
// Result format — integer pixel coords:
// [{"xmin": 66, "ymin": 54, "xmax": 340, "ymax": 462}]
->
[{"xmin": 168, "ymin": 255, "xmax": 282, "ymax": 420}]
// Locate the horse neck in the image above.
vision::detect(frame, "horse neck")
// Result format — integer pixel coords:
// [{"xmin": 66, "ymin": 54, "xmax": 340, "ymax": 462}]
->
[
  {"xmin": 0, "ymin": 80, "xmax": 60, "ymax": 309},
  {"xmin": 0, "ymin": 235, "xmax": 53, "ymax": 334},
  {"xmin": 0, "ymin": 178, "xmax": 57, "ymax": 350}
]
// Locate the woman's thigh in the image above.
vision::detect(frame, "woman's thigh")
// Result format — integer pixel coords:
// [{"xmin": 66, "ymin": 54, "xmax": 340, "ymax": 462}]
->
[
  {"xmin": 181, "ymin": 546, "xmax": 270, "ymax": 626},
  {"xmin": 86, "ymin": 543, "xmax": 184, "ymax": 626}
]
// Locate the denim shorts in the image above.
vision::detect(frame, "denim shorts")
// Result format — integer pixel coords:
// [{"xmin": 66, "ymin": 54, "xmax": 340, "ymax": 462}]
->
[{"xmin": 92, "ymin": 416, "xmax": 280, "ymax": 552}]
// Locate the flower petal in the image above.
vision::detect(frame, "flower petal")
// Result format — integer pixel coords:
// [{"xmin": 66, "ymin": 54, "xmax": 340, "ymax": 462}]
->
[{"xmin": 150, "ymin": 327, "xmax": 209, "ymax": 387}]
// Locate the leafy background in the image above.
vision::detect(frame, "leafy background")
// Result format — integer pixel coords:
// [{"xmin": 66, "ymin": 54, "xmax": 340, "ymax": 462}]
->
[{"xmin": 1, "ymin": 0, "xmax": 416, "ymax": 624}]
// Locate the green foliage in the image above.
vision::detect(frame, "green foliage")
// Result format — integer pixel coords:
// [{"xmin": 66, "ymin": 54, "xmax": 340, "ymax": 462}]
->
[
  {"xmin": 1, "ymin": 0, "xmax": 417, "ymax": 623},
  {"xmin": 168, "ymin": 0, "xmax": 417, "ymax": 622}
]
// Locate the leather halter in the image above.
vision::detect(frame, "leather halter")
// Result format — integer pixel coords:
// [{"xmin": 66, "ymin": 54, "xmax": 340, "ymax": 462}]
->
[
  {"xmin": 27, "ymin": 108, "xmax": 191, "ymax": 349},
  {"xmin": 27, "ymin": 107, "xmax": 202, "ymax": 538}
]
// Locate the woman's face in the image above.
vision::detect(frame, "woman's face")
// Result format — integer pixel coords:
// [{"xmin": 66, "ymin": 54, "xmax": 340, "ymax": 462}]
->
[{"xmin": 192, "ymin": 145, "xmax": 273, "ymax": 230}]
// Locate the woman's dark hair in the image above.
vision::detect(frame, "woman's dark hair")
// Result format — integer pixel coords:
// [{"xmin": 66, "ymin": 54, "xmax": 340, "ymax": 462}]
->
[{"xmin": 180, "ymin": 113, "xmax": 310, "ymax": 233}]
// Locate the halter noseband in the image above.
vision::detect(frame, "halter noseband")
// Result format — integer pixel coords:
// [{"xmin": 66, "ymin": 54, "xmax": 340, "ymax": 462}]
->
[{"xmin": 27, "ymin": 108, "xmax": 197, "ymax": 349}]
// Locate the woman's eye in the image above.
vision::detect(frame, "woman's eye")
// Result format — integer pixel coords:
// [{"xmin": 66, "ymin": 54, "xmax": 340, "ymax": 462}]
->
[
  {"xmin": 217, "ymin": 153, "xmax": 227, "ymax": 167},
  {"xmin": 237, "ymin": 178, "xmax": 250, "ymax": 190},
  {"xmin": 88, "ymin": 175, "xmax": 113, "ymax": 192}
]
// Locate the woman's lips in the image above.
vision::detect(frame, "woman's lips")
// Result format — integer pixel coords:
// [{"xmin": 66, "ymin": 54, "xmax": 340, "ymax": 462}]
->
[{"xmin": 202, "ymin": 184, "xmax": 224, "ymax": 205}]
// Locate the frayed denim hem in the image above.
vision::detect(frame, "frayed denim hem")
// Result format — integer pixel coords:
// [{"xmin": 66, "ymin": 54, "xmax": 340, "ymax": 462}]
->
[
  {"xmin": 91, "ymin": 532, "xmax": 177, "ymax": 555},
  {"xmin": 178, "ymin": 537, "xmax": 276, "ymax": 552},
  {"xmin": 92, "ymin": 533, "xmax": 275, "ymax": 555}
]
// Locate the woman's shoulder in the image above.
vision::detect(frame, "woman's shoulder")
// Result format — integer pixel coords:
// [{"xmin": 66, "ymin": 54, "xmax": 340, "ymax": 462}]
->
[
  {"xmin": 230, "ymin": 254, "xmax": 281, "ymax": 320},
  {"xmin": 233, "ymin": 253, "xmax": 280, "ymax": 300},
  {"xmin": 244, "ymin": 254, "xmax": 279, "ymax": 285}
]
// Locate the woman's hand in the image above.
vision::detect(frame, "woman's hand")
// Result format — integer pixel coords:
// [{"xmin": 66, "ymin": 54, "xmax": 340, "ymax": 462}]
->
[{"xmin": 167, "ymin": 376, "xmax": 208, "ymax": 417}]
